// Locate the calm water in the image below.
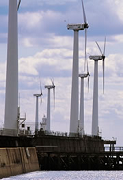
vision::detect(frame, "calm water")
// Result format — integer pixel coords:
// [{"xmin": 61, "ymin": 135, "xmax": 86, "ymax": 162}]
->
[{"xmin": 2, "ymin": 171, "xmax": 123, "ymax": 180}]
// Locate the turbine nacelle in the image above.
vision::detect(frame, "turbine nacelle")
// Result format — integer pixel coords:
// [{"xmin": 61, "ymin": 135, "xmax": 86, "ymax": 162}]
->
[
  {"xmin": 67, "ymin": 24, "xmax": 86, "ymax": 31},
  {"xmin": 84, "ymin": 23, "xmax": 89, "ymax": 29},
  {"xmin": 89, "ymin": 55, "xmax": 104, "ymax": 61},
  {"xmin": 33, "ymin": 94, "xmax": 42, "ymax": 97},
  {"xmin": 79, "ymin": 73, "xmax": 89, "ymax": 78},
  {"xmin": 45, "ymin": 85, "xmax": 55, "ymax": 89}
]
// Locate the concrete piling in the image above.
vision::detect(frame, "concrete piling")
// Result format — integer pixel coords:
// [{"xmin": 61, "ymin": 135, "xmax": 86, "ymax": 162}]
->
[{"xmin": 0, "ymin": 147, "xmax": 39, "ymax": 179}]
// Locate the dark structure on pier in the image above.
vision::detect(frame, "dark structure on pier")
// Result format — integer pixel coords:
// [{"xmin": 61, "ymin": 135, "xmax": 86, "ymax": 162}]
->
[
  {"xmin": 32, "ymin": 133, "xmax": 119, "ymax": 170},
  {"xmin": 1, "ymin": 131, "xmax": 123, "ymax": 170}
]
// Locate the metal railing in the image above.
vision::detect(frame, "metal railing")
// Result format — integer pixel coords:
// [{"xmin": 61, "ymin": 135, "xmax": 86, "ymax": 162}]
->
[
  {"xmin": 105, "ymin": 146, "xmax": 123, "ymax": 152},
  {"xmin": 44, "ymin": 130, "xmax": 68, "ymax": 137}
]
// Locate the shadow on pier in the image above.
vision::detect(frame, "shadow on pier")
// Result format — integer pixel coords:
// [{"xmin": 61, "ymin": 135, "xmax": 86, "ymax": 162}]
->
[
  {"xmin": 38, "ymin": 147, "xmax": 123, "ymax": 170},
  {"xmin": 37, "ymin": 146, "xmax": 123, "ymax": 170},
  {"xmin": 33, "ymin": 132, "xmax": 123, "ymax": 170}
]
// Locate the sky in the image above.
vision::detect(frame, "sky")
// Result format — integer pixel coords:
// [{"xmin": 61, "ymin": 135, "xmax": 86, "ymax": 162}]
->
[{"xmin": 0, "ymin": 0, "xmax": 123, "ymax": 145}]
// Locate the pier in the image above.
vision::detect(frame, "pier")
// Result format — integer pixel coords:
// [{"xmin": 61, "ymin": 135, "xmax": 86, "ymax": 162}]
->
[
  {"xmin": 0, "ymin": 132, "xmax": 123, "ymax": 171},
  {"xmin": 30, "ymin": 131, "xmax": 123, "ymax": 170},
  {"xmin": 37, "ymin": 147, "xmax": 123, "ymax": 170},
  {"xmin": 37, "ymin": 144, "xmax": 123, "ymax": 170}
]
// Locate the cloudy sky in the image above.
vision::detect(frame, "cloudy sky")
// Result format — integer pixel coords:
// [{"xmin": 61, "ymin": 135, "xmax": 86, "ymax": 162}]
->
[{"xmin": 0, "ymin": 0, "xmax": 123, "ymax": 145}]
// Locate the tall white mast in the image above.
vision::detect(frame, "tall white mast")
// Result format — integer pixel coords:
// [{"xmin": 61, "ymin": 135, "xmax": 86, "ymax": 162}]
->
[
  {"xmin": 4, "ymin": 0, "xmax": 18, "ymax": 135},
  {"xmin": 89, "ymin": 55, "xmax": 103, "ymax": 136},
  {"xmin": 70, "ymin": 30, "xmax": 79, "ymax": 135},
  {"xmin": 79, "ymin": 73, "xmax": 88, "ymax": 135},
  {"xmin": 92, "ymin": 60, "xmax": 98, "ymax": 136},
  {"xmin": 89, "ymin": 39, "xmax": 106, "ymax": 136},
  {"xmin": 45, "ymin": 83, "xmax": 55, "ymax": 132},
  {"xmin": 79, "ymin": 76, "xmax": 84, "ymax": 135},
  {"xmin": 46, "ymin": 88, "xmax": 50, "ymax": 131},
  {"xmin": 34, "ymin": 94, "xmax": 42, "ymax": 133},
  {"xmin": 67, "ymin": 24, "xmax": 85, "ymax": 136},
  {"xmin": 36, "ymin": 96, "xmax": 39, "ymax": 132}
]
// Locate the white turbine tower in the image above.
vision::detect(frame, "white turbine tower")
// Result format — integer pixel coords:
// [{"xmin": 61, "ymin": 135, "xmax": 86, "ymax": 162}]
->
[
  {"xmin": 45, "ymin": 80, "xmax": 55, "ymax": 132},
  {"xmin": 89, "ymin": 38, "xmax": 106, "ymax": 136},
  {"xmin": 79, "ymin": 0, "xmax": 89, "ymax": 136},
  {"xmin": 34, "ymin": 84, "xmax": 43, "ymax": 134},
  {"xmin": 4, "ymin": 0, "xmax": 21, "ymax": 136},
  {"xmin": 67, "ymin": 0, "xmax": 89, "ymax": 136},
  {"xmin": 79, "ymin": 73, "xmax": 89, "ymax": 135}
]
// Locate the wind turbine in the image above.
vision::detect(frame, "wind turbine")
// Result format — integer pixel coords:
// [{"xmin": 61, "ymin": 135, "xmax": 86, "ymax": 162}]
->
[
  {"xmin": 67, "ymin": 0, "xmax": 89, "ymax": 136},
  {"xmin": 89, "ymin": 38, "xmax": 106, "ymax": 136},
  {"xmin": 4, "ymin": 0, "xmax": 21, "ymax": 136},
  {"xmin": 34, "ymin": 83, "xmax": 43, "ymax": 134},
  {"xmin": 79, "ymin": 0, "xmax": 90, "ymax": 136},
  {"xmin": 45, "ymin": 80, "xmax": 55, "ymax": 132}
]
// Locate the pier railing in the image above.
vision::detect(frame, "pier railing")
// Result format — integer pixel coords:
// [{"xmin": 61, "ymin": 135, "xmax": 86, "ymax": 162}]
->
[{"xmin": 104, "ymin": 146, "xmax": 123, "ymax": 152}]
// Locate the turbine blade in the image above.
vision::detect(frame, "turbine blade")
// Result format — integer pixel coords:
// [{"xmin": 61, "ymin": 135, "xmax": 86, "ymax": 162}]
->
[
  {"xmin": 84, "ymin": 58, "xmax": 86, "ymax": 72},
  {"xmin": 95, "ymin": 41, "xmax": 103, "ymax": 55},
  {"xmin": 51, "ymin": 78, "xmax": 54, "ymax": 87},
  {"xmin": 88, "ymin": 75, "xmax": 89, "ymax": 92},
  {"xmin": 81, "ymin": 0, "xmax": 87, "ymax": 24},
  {"xmin": 84, "ymin": 28, "xmax": 87, "ymax": 72},
  {"xmin": 102, "ymin": 37, "xmax": 106, "ymax": 93},
  {"xmin": 17, "ymin": 0, "xmax": 21, "ymax": 11},
  {"xmin": 87, "ymin": 72, "xmax": 90, "ymax": 92},
  {"xmin": 39, "ymin": 78, "xmax": 42, "ymax": 104},
  {"xmin": 103, "ymin": 60, "xmax": 105, "ymax": 94},
  {"xmin": 87, "ymin": 60, "xmax": 89, "ymax": 75},
  {"xmin": 40, "ymin": 96, "xmax": 42, "ymax": 105},
  {"xmin": 81, "ymin": 0, "xmax": 88, "ymax": 73},
  {"xmin": 53, "ymin": 87, "xmax": 55, "ymax": 109},
  {"xmin": 40, "ymin": 80, "xmax": 43, "ymax": 96},
  {"xmin": 103, "ymin": 37, "xmax": 106, "ymax": 56},
  {"xmin": 84, "ymin": 28, "xmax": 89, "ymax": 75},
  {"xmin": 87, "ymin": 60, "xmax": 89, "ymax": 76},
  {"xmin": 51, "ymin": 78, "xmax": 55, "ymax": 108}
]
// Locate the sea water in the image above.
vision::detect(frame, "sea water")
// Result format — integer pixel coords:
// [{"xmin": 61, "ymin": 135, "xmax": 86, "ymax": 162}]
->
[{"xmin": 2, "ymin": 171, "xmax": 123, "ymax": 180}]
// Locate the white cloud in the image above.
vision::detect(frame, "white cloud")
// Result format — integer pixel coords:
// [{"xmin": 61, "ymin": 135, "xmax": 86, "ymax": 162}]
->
[
  {"xmin": 111, "ymin": 0, "xmax": 123, "ymax": 22},
  {"xmin": 113, "ymin": 34, "xmax": 123, "ymax": 43},
  {"xmin": 19, "ymin": 12, "xmax": 43, "ymax": 29},
  {"xmin": 19, "ymin": 56, "xmax": 38, "ymax": 75},
  {"xmin": 18, "ymin": 10, "xmax": 65, "ymax": 35},
  {"xmin": 19, "ymin": 47, "xmax": 73, "ymax": 76},
  {"xmin": 22, "ymin": 38, "xmax": 33, "ymax": 47}
]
